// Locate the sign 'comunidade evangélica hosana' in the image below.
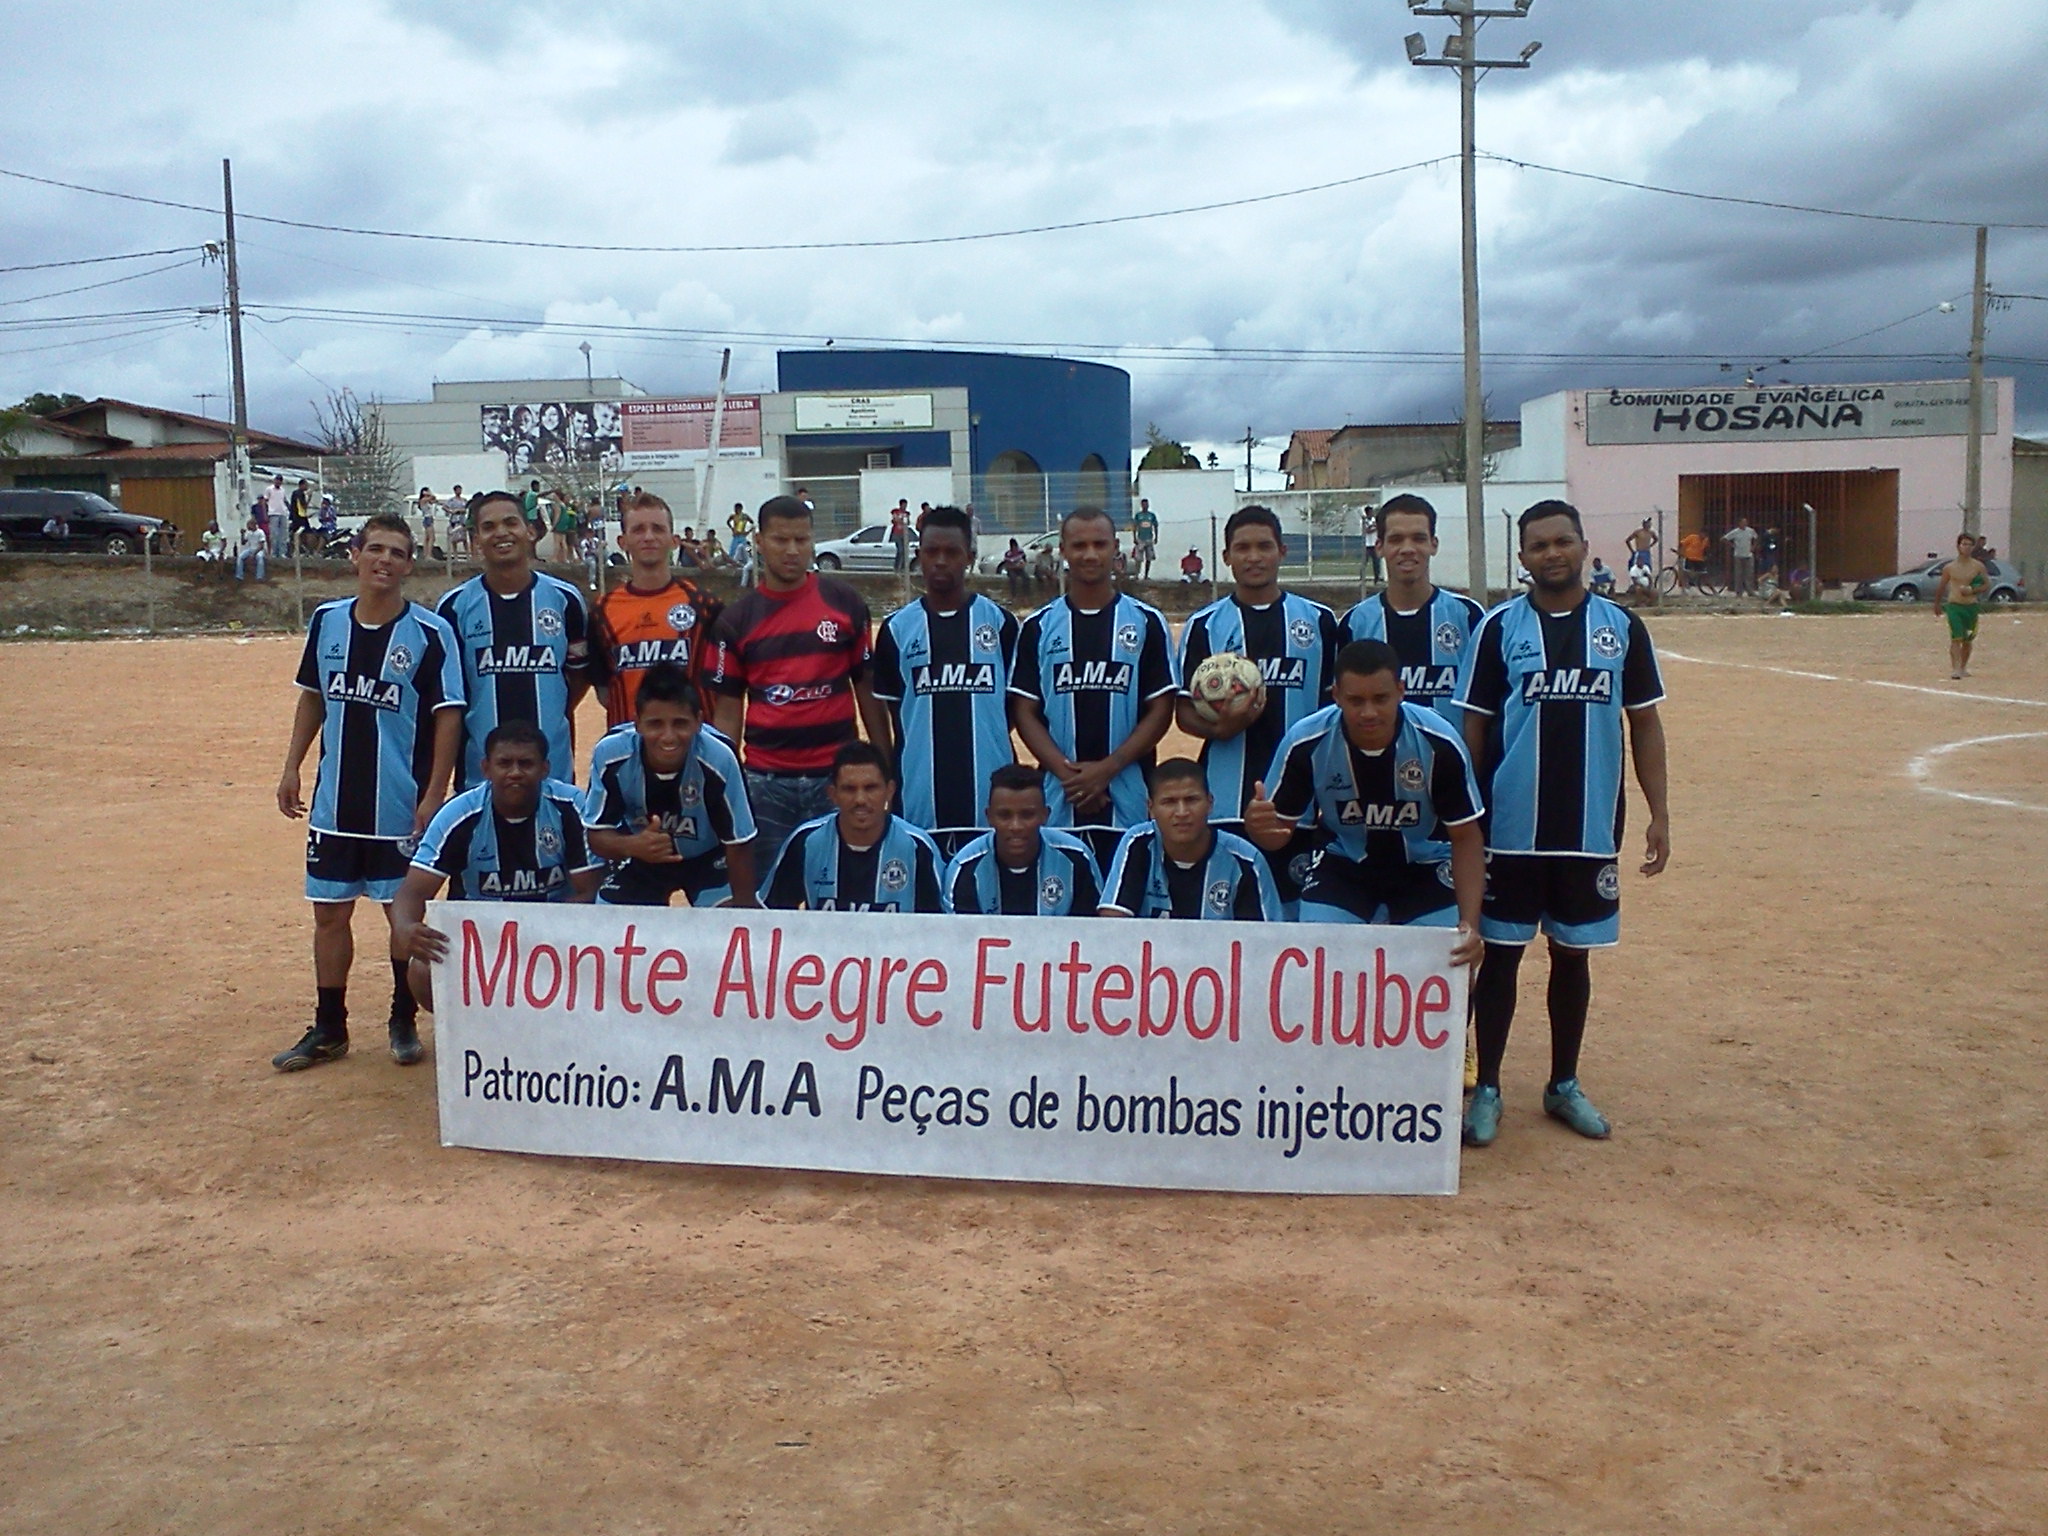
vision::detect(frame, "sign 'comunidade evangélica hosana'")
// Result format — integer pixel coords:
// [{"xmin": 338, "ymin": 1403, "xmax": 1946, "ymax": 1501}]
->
[
  {"xmin": 1584, "ymin": 379, "xmax": 1975, "ymax": 445},
  {"xmin": 430, "ymin": 904, "xmax": 1466, "ymax": 1194}
]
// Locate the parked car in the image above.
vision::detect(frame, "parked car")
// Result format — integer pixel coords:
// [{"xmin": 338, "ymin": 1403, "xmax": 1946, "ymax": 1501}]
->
[
  {"xmin": 813, "ymin": 523, "xmax": 918, "ymax": 572},
  {"xmin": 1852, "ymin": 555, "xmax": 2026, "ymax": 604},
  {"xmin": 977, "ymin": 529, "xmax": 1063, "ymax": 576},
  {"xmin": 0, "ymin": 488, "xmax": 165, "ymax": 554}
]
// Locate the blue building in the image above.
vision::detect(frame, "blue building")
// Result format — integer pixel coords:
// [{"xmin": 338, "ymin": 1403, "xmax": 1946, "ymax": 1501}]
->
[{"xmin": 775, "ymin": 349, "xmax": 1132, "ymax": 527}]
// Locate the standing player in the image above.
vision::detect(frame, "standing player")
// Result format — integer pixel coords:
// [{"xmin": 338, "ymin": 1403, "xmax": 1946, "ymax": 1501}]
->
[
  {"xmin": 872, "ymin": 505, "xmax": 1019, "ymax": 856},
  {"xmin": 763, "ymin": 742, "xmax": 945, "ymax": 912},
  {"xmin": 944, "ymin": 764, "xmax": 1103, "ymax": 917},
  {"xmin": 1934, "ymin": 531, "xmax": 1990, "ymax": 679},
  {"xmin": 1245, "ymin": 641, "xmax": 1484, "ymax": 965},
  {"xmin": 1178, "ymin": 505, "xmax": 1341, "ymax": 815},
  {"xmin": 587, "ymin": 490, "xmax": 719, "ymax": 730},
  {"xmin": 1456, "ymin": 500, "xmax": 1670, "ymax": 1148},
  {"xmin": 1010, "ymin": 506, "xmax": 1178, "ymax": 867},
  {"xmin": 707, "ymin": 495, "xmax": 890, "ymax": 863},
  {"xmin": 389, "ymin": 721, "xmax": 604, "ymax": 1015},
  {"xmin": 272, "ymin": 512, "xmax": 464, "ymax": 1071},
  {"xmin": 436, "ymin": 490, "xmax": 590, "ymax": 788},
  {"xmin": 1100, "ymin": 759, "xmax": 1281, "ymax": 921},
  {"xmin": 1340, "ymin": 494, "xmax": 1484, "ymax": 727},
  {"xmin": 582, "ymin": 662, "xmax": 760, "ymax": 907}
]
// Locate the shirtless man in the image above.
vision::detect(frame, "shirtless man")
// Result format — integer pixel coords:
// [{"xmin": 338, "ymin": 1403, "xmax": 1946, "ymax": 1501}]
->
[
  {"xmin": 1625, "ymin": 519, "xmax": 1658, "ymax": 589},
  {"xmin": 1933, "ymin": 532, "xmax": 1990, "ymax": 679}
]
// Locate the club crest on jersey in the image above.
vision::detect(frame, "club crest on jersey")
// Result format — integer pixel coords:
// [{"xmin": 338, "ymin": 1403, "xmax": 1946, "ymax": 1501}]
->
[
  {"xmin": 396, "ymin": 834, "xmax": 420, "ymax": 858},
  {"xmin": 912, "ymin": 661, "xmax": 997, "ymax": 695},
  {"xmin": 535, "ymin": 607, "xmax": 564, "ymax": 638},
  {"xmin": 1337, "ymin": 799, "xmax": 1422, "ymax": 828},
  {"xmin": 1052, "ymin": 659, "xmax": 1135, "ymax": 693},
  {"xmin": 537, "ymin": 823, "xmax": 562, "ymax": 857},
  {"xmin": 1396, "ymin": 757, "xmax": 1425, "ymax": 792},
  {"xmin": 476, "ymin": 644, "xmax": 557, "ymax": 675},
  {"xmin": 678, "ymin": 778, "xmax": 702, "ymax": 808},
  {"xmin": 1205, "ymin": 879, "xmax": 1232, "ymax": 914},
  {"xmin": 667, "ymin": 603, "xmax": 697, "ymax": 631},
  {"xmin": 1437, "ymin": 860, "xmax": 1457, "ymax": 888},
  {"xmin": 1116, "ymin": 622, "xmax": 1140, "ymax": 651},
  {"xmin": 1596, "ymin": 862, "xmax": 1621, "ymax": 900},
  {"xmin": 1590, "ymin": 625, "xmax": 1623, "ymax": 661},
  {"xmin": 1289, "ymin": 617, "xmax": 1317, "ymax": 649},
  {"xmin": 816, "ymin": 618, "xmax": 842, "ymax": 643},
  {"xmin": 973, "ymin": 622, "xmax": 999, "ymax": 652},
  {"xmin": 1520, "ymin": 667, "xmax": 1614, "ymax": 704},
  {"xmin": 1288, "ymin": 847, "xmax": 1322, "ymax": 885},
  {"xmin": 1040, "ymin": 874, "xmax": 1065, "ymax": 909},
  {"xmin": 326, "ymin": 671, "xmax": 401, "ymax": 710},
  {"xmin": 879, "ymin": 857, "xmax": 910, "ymax": 893},
  {"xmin": 386, "ymin": 644, "xmax": 415, "ymax": 676},
  {"xmin": 1434, "ymin": 621, "xmax": 1464, "ymax": 653}
]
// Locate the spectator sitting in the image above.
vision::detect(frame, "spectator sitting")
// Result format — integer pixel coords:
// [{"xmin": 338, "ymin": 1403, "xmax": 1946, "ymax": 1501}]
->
[
  {"xmin": 1590, "ymin": 556, "xmax": 1616, "ymax": 594},
  {"xmin": 1179, "ymin": 547, "xmax": 1204, "ymax": 583}
]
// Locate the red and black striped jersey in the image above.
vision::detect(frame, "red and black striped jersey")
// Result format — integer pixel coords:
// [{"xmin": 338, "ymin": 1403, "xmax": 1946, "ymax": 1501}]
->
[{"xmin": 706, "ymin": 575, "xmax": 872, "ymax": 774}]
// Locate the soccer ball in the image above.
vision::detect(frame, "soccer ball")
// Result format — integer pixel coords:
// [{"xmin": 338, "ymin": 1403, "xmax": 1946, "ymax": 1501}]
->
[{"xmin": 1187, "ymin": 652, "xmax": 1266, "ymax": 725}]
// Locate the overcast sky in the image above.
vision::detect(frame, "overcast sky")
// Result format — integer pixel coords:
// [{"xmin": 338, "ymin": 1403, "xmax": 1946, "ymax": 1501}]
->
[{"xmin": 6, "ymin": 0, "xmax": 2048, "ymax": 466}]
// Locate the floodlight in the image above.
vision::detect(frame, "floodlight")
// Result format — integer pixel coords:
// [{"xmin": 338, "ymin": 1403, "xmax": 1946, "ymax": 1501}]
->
[
  {"xmin": 1405, "ymin": 31, "xmax": 1427, "ymax": 60},
  {"xmin": 1515, "ymin": 0, "xmax": 1534, "ymax": 12},
  {"xmin": 1519, "ymin": 40, "xmax": 1542, "ymax": 61},
  {"xmin": 1443, "ymin": 32, "xmax": 1467, "ymax": 58}
]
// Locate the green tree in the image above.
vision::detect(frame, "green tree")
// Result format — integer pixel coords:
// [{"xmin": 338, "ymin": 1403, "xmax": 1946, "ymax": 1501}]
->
[
  {"xmin": 1138, "ymin": 421, "xmax": 1198, "ymax": 472},
  {"xmin": 14, "ymin": 391, "xmax": 86, "ymax": 417}
]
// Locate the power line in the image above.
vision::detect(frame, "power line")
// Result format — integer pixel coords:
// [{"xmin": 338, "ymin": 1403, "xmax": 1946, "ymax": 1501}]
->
[
  {"xmin": 0, "ymin": 245, "xmax": 202, "ymax": 275},
  {"xmin": 1479, "ymin": 151, "xmax": 2048, "ymax": 231},
  {"xmin": 0, "ymin": 158, "xmax": 1455, "ymax": 253},
  {"xmin": 0, "ymin": 256, "xmax": 204, "ymax": 308}
]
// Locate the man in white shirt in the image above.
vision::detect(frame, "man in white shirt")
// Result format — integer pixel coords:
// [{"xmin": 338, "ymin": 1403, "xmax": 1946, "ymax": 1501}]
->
[
  {"xmin": 235, "ymin": 517, "xmax": 269, "ymax": 582},
  {"xmin": 1722, "ymin": 516, "xmax": 1760, "ymax": 596}
]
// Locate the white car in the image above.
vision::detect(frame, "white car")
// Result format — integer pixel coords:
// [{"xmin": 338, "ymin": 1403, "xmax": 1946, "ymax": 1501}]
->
[{"xmin": 813, "ymin": 524, "xmax": 917, "ymax": 572}]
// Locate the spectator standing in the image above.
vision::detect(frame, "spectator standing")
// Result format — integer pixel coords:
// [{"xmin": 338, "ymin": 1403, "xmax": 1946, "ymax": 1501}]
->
[
  {"xmin": 1677, "ymin": 528, "xmax": 1710, "ymax": 588},
  {"xmin": 1132, "ymin": 498, "xmax": 1159, "ymax": 579},
  {"xmin": 1723, "ymin": 516, "xmax": 1760, "ymax": 596},
  {"xmin": 263, "ymin": 475, "xmax": 290, "ymax": 540},
  {"xmin": 726, "ymin": 502, "xmax": 753, "ymax": 564},
  {"xmin": 288, "ymin": 478, "xmax": 313, "ymax": 556},
  {"xmin": 890, "ymin": 498, "xmax": 911, "ymax": 573},
  {"xmin": 999, "ymin": 537, "xmax": 1027, "ymax": 597},
  {"xmin": 1625, "ymin": 518, "xmax": 1658, "ymax": 589},
  {"xmin": 1361, "ymin": 508, "xmax": 1382, "ymax": 583}
]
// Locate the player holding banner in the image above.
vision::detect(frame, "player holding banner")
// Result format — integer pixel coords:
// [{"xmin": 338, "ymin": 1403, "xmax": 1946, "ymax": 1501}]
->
[
  {"xmin": 1340, "ymin": 494, "xmax": 1485, "ymax": 726},
  {"xmin": 1009, "ymin": 507, "xmax": 1178, "ymax": 867},
  {"xmin": 1456, "ymin": 500, "xmax": 1670, "ymax": 1148},
  {"xmin": 1244, "ymin": 640, "xmax": 1484, "ymax": 965},
  {"xmin": 871, "ymin": 505, "xmax": 1019, "ymax": 857},
  {"xmin": 1100, "ymin": 759, "xmax": 1282, "ymax": 921},
  {"xmin": 943, "ymin": 764, "xmax": 1103, "ymax": 916},
  {"xmin": 764, "ymin": 742, "xmax": 946, "ymax": 913}
]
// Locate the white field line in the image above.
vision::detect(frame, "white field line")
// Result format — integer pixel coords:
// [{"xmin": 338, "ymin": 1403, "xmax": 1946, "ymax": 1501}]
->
[{"xmin": 1659, "ymin": 649, "xmax": 2048, "ymax": 812}]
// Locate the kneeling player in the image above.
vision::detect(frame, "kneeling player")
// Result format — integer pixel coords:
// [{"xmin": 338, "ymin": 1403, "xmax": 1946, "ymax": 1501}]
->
[
  {"xmin": 582, "ymin": 662, "xmax": 760, "ymax": 907},
  {"xmin": 1245, "ymin": 641, "xmax": 1483, "ymax": 966},
  {"xmin": 944, "ymin": 764, "xmax": 1103, "ymax": 916},
  {"xmin": 1100, "ymin": 758, "xmax": 1280, "ymax": 920},
  {"xmin": 389, "ymin": 722, "xmax": 604, "ymax": 1017},
  {"xmin": 763, "ymin": 741, "xmax": 945, "ymax": 912}
]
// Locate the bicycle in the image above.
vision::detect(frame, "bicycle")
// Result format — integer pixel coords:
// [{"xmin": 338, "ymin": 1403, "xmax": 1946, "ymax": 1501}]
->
[{"xmin": 1654, "ymin": 561, "xmax": 1725, "ymax": 596}]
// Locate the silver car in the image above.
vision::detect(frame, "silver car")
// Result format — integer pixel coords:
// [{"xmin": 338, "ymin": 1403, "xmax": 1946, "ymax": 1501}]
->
[
  {"xmin": 813, "ymin": 524, "xmax": 916, "ymax": 572},
  {"xmin": 1853, "ymin": 555, "xmax": 2026, "ymax": 604}
]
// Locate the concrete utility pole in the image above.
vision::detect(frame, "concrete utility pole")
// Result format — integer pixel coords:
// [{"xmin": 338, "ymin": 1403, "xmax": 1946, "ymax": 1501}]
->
[
  {"xmin": 1963, "ymin": 224, "xmax": 1988, "ymax": 537},
  {"xmin": 1241, "ymin": 426, "xmax": 1257, "ymax": 495},
  {"xmin": 1404, "ymin": 0, "xmax": 1541, "ymax": 597},
  {"xmin": 221, "ymin": 159, "xmax": 251, "ymax": 535},
  {"xmin": 696, "ymin": 347, "xmax": 733, "ymax": 535}
]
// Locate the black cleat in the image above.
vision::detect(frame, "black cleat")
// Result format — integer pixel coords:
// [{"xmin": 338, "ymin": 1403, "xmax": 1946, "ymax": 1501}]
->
[
  {"xmin": 272, "ymin": 1027, "xmax": 348, "ymax": 1072},
  {"xmin": 388, "ymin": 1017, "xmax": 424, "ymax": 1066}
]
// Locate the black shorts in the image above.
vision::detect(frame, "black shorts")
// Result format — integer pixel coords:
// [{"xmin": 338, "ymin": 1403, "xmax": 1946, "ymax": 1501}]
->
[
  {"xmin": 599, "ymin": 848, "xmax": 731, "ymax": 907},
  {"xmin": 305, "ymin": 829, "xmax": 411, "ymax": 903},
  {"xmin": 1479, "ymin": 852, "xmax": 1620, "ymax": 948},
  {"xmin": 1298, "ymin": 852, "xmax": 1457, "ymax": 925}
]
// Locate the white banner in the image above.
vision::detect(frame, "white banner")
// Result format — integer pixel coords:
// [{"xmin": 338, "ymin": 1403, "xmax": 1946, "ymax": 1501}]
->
[
  {"xmin": 792, "ymin": 392, "xmax": 935, "ymax": 432},
  {"xmin": 430, "ymin": 904, "xmax": 1465, "ymax": 1195}
]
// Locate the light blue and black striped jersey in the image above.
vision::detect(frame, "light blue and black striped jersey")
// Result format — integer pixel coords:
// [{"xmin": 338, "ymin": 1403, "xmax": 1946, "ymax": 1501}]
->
[
  {"xmin": 1178, "ymin": 591, "xmax": 1341, "ymax": 818},
  {"xmin": 295, "ymin": 598, "xmax": 465, "ymax": 840},
  {"xmin": 871, "ymin": 594, "xmax": 1020, "ymax": 833},
  {"xmin": 1265, "ymin": 701, "xmax": 1482, "ymax": 869},
  {"xmin": 1102, "ymin": 823, "xmax": 1282, "ymax": 921},
  {"xmin": 581, "ymin": 723, "xmax": 755, "ymax": 860},
  {"xmin": 1340, "ymin": 587, "xmax": 1486, "ymax": 724},
  {"xmin": 411, "ymin": 779, "xmax": 600, "ymax": 902},
  {"xmin": 763, "ymin": 812, "xmax": 945, "ymax": 912},
  {"xmin": 1455, "ymin": 593, "xmax": 1664, "ymax": 857},
  {"xmin": 435, "ymin": 571, "xmax": 590, "ymax": 788},
  {"xmin": 943, "ymin": 827, "xmax": 1102, "ymax": 917},
  {"xmin": 1010, "ymin": 594, "xmax": 1178, "ymax": 828}
]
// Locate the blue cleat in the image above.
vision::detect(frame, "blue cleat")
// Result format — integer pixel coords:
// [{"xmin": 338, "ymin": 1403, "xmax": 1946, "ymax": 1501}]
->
[
  {"xmin": 1542, "ymin": 1078, "xmax": 1611, "ymax": 1139},
  {"xmin": 1462, "ymin": 1085, "xmax": 1502, "ymax": 1147}
]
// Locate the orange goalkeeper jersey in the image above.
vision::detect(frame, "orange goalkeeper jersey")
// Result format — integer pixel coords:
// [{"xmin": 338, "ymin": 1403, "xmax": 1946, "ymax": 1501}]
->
[{"xmin": 588, "ymin": 576, "xmax": 720, "ymax": 728}]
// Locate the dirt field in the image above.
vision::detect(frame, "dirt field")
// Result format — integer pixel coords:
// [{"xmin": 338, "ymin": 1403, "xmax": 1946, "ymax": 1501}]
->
[{"xmin": 4, "ymin": 607, "xmax": 2046, "ymax": 1534}]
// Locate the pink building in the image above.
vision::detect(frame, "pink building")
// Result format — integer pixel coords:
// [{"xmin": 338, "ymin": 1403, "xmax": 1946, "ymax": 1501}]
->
[{"xmin": 1497, "ymin": 379, "xmax": 2014, "ymax": 583}]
